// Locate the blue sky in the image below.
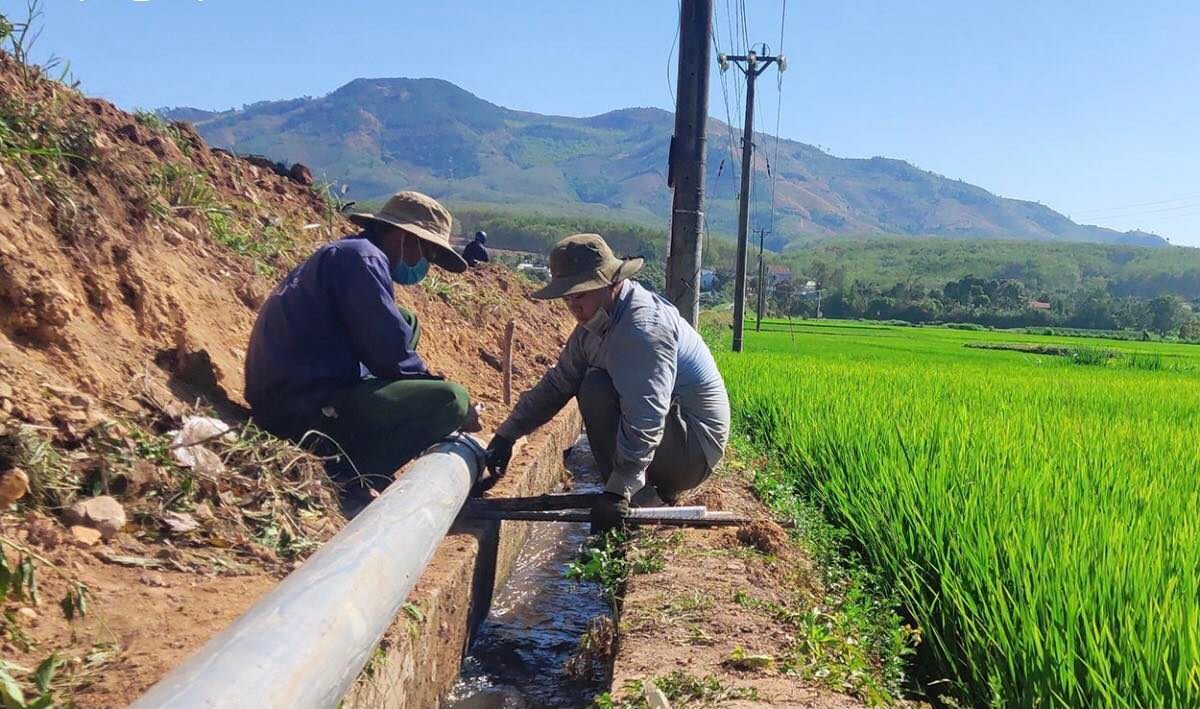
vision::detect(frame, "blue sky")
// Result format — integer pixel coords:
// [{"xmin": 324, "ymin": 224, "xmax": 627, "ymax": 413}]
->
[{"xmin": 15, "ymin": 0, "xmax": 1200, "ymax": 245}]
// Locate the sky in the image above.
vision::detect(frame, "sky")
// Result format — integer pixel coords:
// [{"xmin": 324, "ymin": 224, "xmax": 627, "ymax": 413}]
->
[{"xmin": 12, "ymin": 0, "xmax": 1200, "ymax": 246}]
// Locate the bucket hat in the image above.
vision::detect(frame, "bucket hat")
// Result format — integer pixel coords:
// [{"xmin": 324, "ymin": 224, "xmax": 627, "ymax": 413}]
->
[
  {"xmin": 531, "ymin": 233, "xmax": 643, "ymax": 300},
  {"xmin": 348, "ymin": 191, "xmax": 467, "ymax": 273}
]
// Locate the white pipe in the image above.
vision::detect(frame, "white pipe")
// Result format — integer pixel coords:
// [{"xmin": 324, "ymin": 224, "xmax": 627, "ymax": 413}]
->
[{"xmin": 130, "ymin": 434, "xmax": 485, "ymax": 709}]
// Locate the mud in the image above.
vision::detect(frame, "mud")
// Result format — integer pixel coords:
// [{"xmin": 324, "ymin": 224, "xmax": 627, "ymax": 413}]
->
[{"xmin": 446, "ymin": 437, "xmax": 611, "ymax": 709}]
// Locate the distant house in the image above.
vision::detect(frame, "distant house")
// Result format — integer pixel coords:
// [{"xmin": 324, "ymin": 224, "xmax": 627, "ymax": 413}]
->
[
  {"xmin": 766, "ymin": 265, "xmax": 793, "ymax": 287},
  {"xmin": 1028, "ymin": 299, "xmax": 1052, "ymax": 311},
  {"xmin": 796, "ymin": 279, "xmax": 819, "ymax": 294},
  {"xmin": 700, "ymin": 268, "xmax": 717, "ymax": 292}
]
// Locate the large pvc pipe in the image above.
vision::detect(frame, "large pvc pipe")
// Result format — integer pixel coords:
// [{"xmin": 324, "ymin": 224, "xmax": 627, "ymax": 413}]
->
[{"xmin": 130, "ymin": 434, "xmax": 485, "ymax": 709}]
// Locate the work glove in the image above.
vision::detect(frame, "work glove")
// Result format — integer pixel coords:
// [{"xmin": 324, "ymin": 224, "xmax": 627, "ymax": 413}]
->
[
  {"xmin": 590, "ymin": 492, "xmax": 630, "ymax": 536},
  {"xmin": 478, "ymin": 434, "xmax": 514, "ymax": 492}
]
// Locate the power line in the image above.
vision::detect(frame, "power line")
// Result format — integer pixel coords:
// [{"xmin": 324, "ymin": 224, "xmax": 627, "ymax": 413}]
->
[
  {"xmin": 666, "ymin": 0, "xmax": 681, "ymax": 104},
  {"xmin": 1077, "ymin": 201, "xmax": 1200, "ymax": 221},
  {"xmin": 1071, "ymin": 194, "xmax": 1200, "ymax": 219}
]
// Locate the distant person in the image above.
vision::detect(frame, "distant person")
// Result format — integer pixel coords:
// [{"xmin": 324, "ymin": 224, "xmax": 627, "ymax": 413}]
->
[
  {"xmin": 245, "ymin": 191, "xmax": 481, "ymax": 497},
  {"xmin": 482, "ymin": 234, "xmax": 730, "ymax": 534},
  {"xmin": 462, "ymin": 230, "xmax": 490, "ymax": 267}
]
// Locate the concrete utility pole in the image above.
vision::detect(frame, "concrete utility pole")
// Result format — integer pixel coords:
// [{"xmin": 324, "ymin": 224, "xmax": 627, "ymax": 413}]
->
[
  {"xmin": 755, "ymin": 227, "xmax": 769, "ymax": 331},
  {"xmin": 665, "ymin": 0, "xmax": 713, "ymax": 327},
  {"xmin": 723, "ymin": 49, "xmax": 784, "ymax": 352}
]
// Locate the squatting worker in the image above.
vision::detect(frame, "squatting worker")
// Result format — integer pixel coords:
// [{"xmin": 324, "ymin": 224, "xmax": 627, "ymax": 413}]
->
[
  {"xmin": 484, "ymin": 234, "xmax": 730, "ymax": 533},
  {"xmin": 245, "ymin": 191, "xmax": 480, "ymax": 493}
]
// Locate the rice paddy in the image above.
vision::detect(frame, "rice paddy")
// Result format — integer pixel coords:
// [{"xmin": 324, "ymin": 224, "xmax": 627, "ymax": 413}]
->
[{"xmin": 715, "ymin": 318, "xmax": 1200, "ymax": 708}]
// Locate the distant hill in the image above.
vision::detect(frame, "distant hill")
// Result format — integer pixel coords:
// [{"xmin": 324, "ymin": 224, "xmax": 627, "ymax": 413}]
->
[
  {"xmin": 779, "ymin": 236, "xmax": 1200, "ymax": 299},
  {"xmin": 163, "ymin": 77, "xmax": 1167, "ymax": 249}
]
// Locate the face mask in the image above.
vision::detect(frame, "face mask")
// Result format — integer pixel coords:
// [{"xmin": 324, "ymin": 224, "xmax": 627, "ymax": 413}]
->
[{"xmin": 390, "ymin": 235, "xmax": 430, "ymax": 286}]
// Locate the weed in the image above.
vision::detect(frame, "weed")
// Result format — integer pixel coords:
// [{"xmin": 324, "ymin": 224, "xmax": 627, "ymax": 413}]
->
[
  {"xmin": 135, "ymin": 110, "xmax": 193, "ymax": 156},
  {"xmin": 0, "ymin": 653, "xmax": 60, "ymax": 709},
  {"xmin": 149, "ymin": 163, "xmax": 218, "ymax": 213},
  {"xmin": 1126, "ymin": 351, "xmax": 1164, "ymax": 371},
  {"xmin": 0, "ymin": 427, "xmax": 80, "ymax": 510},
  {"xmin": 594, "ymin": 671, "xmax": 759, "ymax": 708}
]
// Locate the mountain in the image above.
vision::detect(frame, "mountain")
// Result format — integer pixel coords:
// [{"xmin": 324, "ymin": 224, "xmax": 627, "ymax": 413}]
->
[{"xmin": 162, "ymin": 77, "xmax": 1167, "ymax": 249}]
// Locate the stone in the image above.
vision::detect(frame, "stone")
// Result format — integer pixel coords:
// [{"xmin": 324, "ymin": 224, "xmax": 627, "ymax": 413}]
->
[
  {"xmin": 160, "ymin": 510, "xmax": 199, "ymax": 535},
  {"xmin": 287, "ymin": 163, "xmax": 314, "ymax": 186},
  {"xmin": 69, "ymin": 525, "xmax": 103, "ymax": 547},
  {"xmin": 193, "ymin": 502, "xmax": 214, "ymax": 521},
  {"xmin": 139, "ymin": 572, "xmax": 169, "ymax": 588},
  {"xmin": 0, "ymin": 382, "xmax": 13, "ymax": 398},
  {"xmin": 0, "ymin": 468, "xmax": 29, "ymax": 506},
  {"xmin": 63, "ymin": 495, "xmax": 127, "ymax": 540},
  {"xmin": 15, "ymin": 607, "xmax": 36, "ymax": 622},
  {"xmin": 123, "ymin": 459, "xmax": 160, "ymax": 495}
]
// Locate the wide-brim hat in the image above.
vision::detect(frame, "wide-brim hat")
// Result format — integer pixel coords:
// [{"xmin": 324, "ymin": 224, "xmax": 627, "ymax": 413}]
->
[
  {"xmin": 348, "ymin": 191, "xmax": 467, "ymax": 273},
  {"xmin": 531, "ymin": 233, "xmax": 644, "ymax": 300}
]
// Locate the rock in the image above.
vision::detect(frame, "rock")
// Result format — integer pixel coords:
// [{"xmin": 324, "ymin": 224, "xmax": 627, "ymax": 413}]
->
[
  {"xmin": 160, "ymin": 510, "xmax": 198, "ymax": 535},
  {"xmin": 193, "ymin": 502, "xmax": 214, "ymax": 521},
  {"xmin": 0, "ymin": 382, "xmax": 12, "ymax": 398},
  {"xmin": 287, "ymin": 163, "xmax": 314, "ymax": 186},
  {"xmin": 0, "ymin": 467, "xmax": 29, "ymax": 506},
  {"xmin": 69, "ymin": 525, "xmax": 103, "ymax": 547},
  {"xmin": 138, "ymin": 572, "xmax": 170, "ymax": 588},
  {"xmin": 63, "ymin": 495, "xmax": 127, "ymax": 540},
  {"xmin": 123, "ymin": 459, "xmax": 160, "ymax": 495},
  {"xmin": 16, "ymin": 607, "xmax": 37, "ymax": 622}
]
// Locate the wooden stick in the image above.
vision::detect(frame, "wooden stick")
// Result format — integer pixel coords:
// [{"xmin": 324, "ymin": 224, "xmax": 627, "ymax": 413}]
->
[{"xmin": 502, "ymin": 319, "xmax": 515, "ymax": 406}]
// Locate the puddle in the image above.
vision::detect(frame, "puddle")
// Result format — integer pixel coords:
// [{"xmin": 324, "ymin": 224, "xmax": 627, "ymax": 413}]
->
[{"xmin": 445, "ymin": 436, "xmax": 611, "ymax": 709}]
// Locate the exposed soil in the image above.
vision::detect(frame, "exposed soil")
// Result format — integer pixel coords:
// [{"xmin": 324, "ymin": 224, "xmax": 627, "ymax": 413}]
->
[
  {"xmin": 611, "ymin": 470, "xmax": 864, "ymax": 708},
  {"xmin": 0, "ymin": 53, "xmax": 575, "ymax": 705}
]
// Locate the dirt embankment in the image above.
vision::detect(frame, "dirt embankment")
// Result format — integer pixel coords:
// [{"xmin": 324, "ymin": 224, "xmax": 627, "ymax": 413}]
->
[{"xmin": 0, "ymin": 51, "xmax": 573, "ymax": 705}]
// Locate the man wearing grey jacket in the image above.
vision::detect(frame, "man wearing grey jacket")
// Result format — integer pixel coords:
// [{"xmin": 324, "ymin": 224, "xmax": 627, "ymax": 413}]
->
[{"xmin": 484, "ymin": 233, "xmax": 730, "ymax": 533}]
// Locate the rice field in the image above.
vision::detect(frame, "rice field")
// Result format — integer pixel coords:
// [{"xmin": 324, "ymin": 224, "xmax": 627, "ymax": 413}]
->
[{"xmin": 714, "ymin": 319, "xmax": 1200, "ymax": 708}]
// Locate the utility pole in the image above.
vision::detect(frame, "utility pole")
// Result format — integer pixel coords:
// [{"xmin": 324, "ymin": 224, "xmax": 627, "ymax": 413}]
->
[
  {"xmin": 754, "ymin": 227, "xmax": 769, "ymax": 331},
  {"xmin": 665, "ymin": 0, "xmax": 713, "ymax": 327},
  {"xmin": 723, "ymin": 49, "xmax": 784, "ymax": 352}
]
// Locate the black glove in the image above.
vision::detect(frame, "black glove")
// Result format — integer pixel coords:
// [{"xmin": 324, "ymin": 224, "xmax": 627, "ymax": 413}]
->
[
  {"xmin": 479, "ymin": 435, "xmax": 514, "ymax": 491},
  {"xmin": 590, "ymin": 492, "xmax": 630, "ymax": 536}
]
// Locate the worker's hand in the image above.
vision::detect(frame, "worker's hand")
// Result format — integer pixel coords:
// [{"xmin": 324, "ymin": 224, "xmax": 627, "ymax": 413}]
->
[
  {"xmin": 590, "ymin": 492, "xmax": 630, "ymax": 536},
  {"xmin": 461, "ymin": 403, "xmax": 483, "ymax": 434},
  {"xmin": 478, "ymin": 435, "xmax": 514, "ymax": 492}
]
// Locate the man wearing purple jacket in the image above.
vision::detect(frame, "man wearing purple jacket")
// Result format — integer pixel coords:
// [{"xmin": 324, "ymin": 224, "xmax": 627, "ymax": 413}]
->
[{"xmin": 245, "ymin": 191, "xmax": 478, "ymax": 493}]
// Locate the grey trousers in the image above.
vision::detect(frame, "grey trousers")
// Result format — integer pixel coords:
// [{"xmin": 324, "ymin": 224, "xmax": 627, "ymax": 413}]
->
[{"xmin": 577, "ymin": 368, "xmax": 712, "ymax": 502}]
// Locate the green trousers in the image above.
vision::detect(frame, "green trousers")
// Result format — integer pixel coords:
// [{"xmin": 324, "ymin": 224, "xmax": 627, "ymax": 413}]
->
[{"xmin": 318, "ymin": 308, "xmax": 470, "ymax": 491}]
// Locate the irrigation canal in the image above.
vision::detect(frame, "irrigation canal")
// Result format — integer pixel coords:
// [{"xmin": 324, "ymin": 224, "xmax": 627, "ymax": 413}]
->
[{"xmin": 445, "ymin": 437, "xmax": 611, "ymax": 708}]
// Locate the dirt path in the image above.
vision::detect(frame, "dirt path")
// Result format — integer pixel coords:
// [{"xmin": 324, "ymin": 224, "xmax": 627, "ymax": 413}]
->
[{"xmin": 609, "ymin": 465, "xmax": 869, "ymax": 708}]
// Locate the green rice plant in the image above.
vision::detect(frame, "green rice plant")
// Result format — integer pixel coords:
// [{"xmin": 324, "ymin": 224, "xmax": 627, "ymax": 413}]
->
[
  {"xmin": 1070, "ymin": 345, "xmax": 1112, "ymax": 366},
  {"xmin": 1126, "ymin": 351, "xmax": 1164, "ymax": 371},
  {"xmin": 714, "ymin": 318, "xmax": 1200, "ymax": 707}
]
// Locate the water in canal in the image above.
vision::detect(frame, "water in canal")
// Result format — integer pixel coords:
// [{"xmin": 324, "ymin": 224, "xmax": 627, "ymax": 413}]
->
[{"xmin": 445, "ymin": 436, "xmax": 612, "ymax": 709}]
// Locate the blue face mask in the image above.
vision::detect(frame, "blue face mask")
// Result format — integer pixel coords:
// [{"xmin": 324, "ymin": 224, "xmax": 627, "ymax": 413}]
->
[
  {"xmin": 391, "ymin": 256, "xmax": 430, "ymax": 286},
  {"xmin": 390, "ymin": 234, "xmax": 431, "ymax": 285}
]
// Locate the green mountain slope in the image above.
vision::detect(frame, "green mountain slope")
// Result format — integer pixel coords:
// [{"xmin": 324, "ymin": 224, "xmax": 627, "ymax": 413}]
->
[{"xmin": 164, "ymin": 77, "xmax": 1166, "ymax": 249}]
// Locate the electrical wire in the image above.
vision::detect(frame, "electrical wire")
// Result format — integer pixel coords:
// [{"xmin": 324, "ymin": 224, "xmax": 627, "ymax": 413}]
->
[{"xmin": 666, "ymin": 0, "xmax": 681, "ymax": 105}]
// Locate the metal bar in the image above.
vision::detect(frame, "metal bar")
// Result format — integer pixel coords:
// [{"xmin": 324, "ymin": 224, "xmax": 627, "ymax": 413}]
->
[
  {"xmin": 467, "ymin": 492, "xmax": 603, "ymax": 511},
  {"xmin": 130, "ymin": 435, "xmax": 485, "ymax": 709},
  {"xmin": 464, "ymin": 507, "xmax": 750, "ymax": 528}
]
